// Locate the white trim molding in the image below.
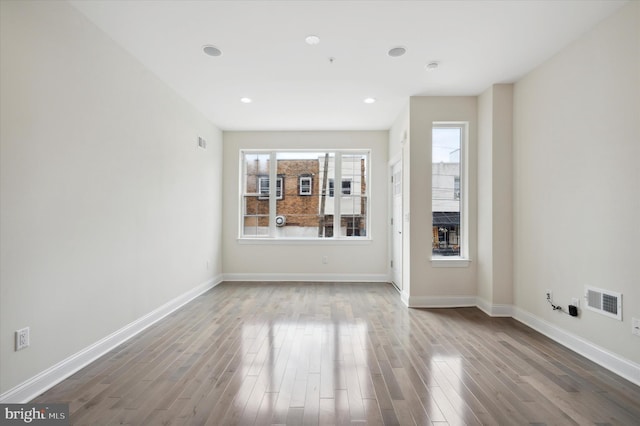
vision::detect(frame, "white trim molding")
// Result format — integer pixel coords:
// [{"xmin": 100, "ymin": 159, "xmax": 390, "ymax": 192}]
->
[
  {"xmin": 0, "ymin": 276, "xmax": 223, "ymax": 404},
  {"xmin": 400, "ymin": 291, "xmax": 410, "ymax": 307},
  {"xmin": 223, "ymin": 273, "xmax": 390, "ymax": 283},
  {"xmin": 431, "ymin": 258, "xmax": 471, "ymax": 268},
  {"xmin": 475, "ymin": 297, "xmax": 514, "ymax": 317},
  {"xmin": 512, "ymin": 306, "xmax": 640, "ymax": 387},
  {"xmin": 406, "ymin": 295, "xmax": 476, "ymax": 308}
]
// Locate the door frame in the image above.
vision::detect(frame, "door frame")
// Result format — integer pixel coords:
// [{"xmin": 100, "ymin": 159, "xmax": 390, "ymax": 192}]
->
[{"xmin": 389, "ymin": 153, "xmax": 403, "ymax": 292}]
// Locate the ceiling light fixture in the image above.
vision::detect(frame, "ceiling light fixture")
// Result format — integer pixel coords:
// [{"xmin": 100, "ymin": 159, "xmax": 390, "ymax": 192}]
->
[
  {"xmin": 425, "ymin": 61, "xmax": 440, "ymax": 71},
  {"xmin": 305, "ymin": 35, "xmax": 320, "ymax": 45},
  {"xmin": 388, "ymin": 47, "xmax": 407, "ymax": 57},
  {"xmin": 240, "ymin": 97, "xmax": 253, "ymax": 104},
  {"xmin": 363, "ymin": 97, "xmax": 376, "ymax": 104},
  {"xmin": 202, "ymin": 45, "xmax": 223, "ymax": 57}
]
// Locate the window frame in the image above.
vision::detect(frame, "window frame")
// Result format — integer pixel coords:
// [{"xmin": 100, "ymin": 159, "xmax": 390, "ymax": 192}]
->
[
  {"xmin": 431, "ymin": 122, "xmax": 469, "ymax": 266},
  {"xmin": 239, "ymin": 149, "xmax": 371, "ymax": 241},
  {"xmin": 258, "ymin": 175, "xmax": 283, "ymax": 200},
  {"xmin": 299, "ymin": 175, "xmax": 312, "ymax": 196},
  {"xmin": 341, "ymin": 179, "xmax": 353, "ymax": 195}
]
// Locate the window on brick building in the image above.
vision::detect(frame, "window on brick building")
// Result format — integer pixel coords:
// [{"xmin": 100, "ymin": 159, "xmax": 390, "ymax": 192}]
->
[
  {"xmin": 258, "ymin": 176, "xmax": 283, "ymax": 200},
  {"xmin": 299, "ymin": 176, "xmax": 312, "ymax": 195}
]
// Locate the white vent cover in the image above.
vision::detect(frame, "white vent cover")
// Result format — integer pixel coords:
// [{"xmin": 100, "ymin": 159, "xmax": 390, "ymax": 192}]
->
[
  {"xmin": 197, "ymin": 137, "xmax": 207, "ymax": 149},
  {"xmin": 585, "ymin": 287, "xmax": 622, "ymax": 321},
  {"xmin": 275, "ymin": 215, "xmax": 286, "ymax": 227}
]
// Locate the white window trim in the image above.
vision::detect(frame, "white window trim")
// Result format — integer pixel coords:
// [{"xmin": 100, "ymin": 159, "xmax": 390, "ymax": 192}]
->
[
  {"xmin": 431, "ymin": 258, "xmax": 471, "ymax": 267},
  {"xmin": 431, "ymin": 122, "xmax": 469, "ymax": 265},
  {"xmin": 299, "ymin": 176, "xmax": 312, "ymax": 195},
  {"xmin": 258, "ymin": 175, "xmax": 283, "ymax": 200}
]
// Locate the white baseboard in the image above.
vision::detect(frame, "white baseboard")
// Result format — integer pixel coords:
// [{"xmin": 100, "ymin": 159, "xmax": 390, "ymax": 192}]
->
[
  {"xmin": 0, "ymin": 275, "xmax": 223, "ymax": 404},
  {"xmin": 475, "ymin": 297, "xmax": 514, "ymax": 317},
  {"xmin": 400, "ymin": 291, "xmax": 410, "ymax": 307},
  {"xmin": 4, "ymin": 277, "xmax": 637, "ymax": 403},
  {"xmin": 512, "ymin": 306, "xmax": 640, "ymax": 387},
  {"xmin": 223, "ymin": 273, "xmax": 390, "ymax": 283},
  {"xmin": 406, "ymin": 295, "xmax": 476, "ymax": 308}
]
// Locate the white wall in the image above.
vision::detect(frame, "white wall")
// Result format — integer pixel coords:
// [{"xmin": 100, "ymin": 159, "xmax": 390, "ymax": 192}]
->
[
  {"xmin": 477, "ymin": 85, "xmax": 513, "ymax": 312},
  {"xmin": 513, "ymin": 1, "xmax": 639, "ymax": 364},
  {"xmin": 0, "ymin": 0, "xmax": 223, "ymax": 394},
  {"xmin": 222, "ymin": 131, "xmax": 389, "ymax": 281},
  {"xmin": 388, "ymin": 104, "xmax": 409, "ymax": 298},
  {"xmin": 407, "ymin": 97, "xmax": 478, "ymax": 302},
  {"xmin": 389, "ymin": 103, "xmax": 409, "ymax": 162}
]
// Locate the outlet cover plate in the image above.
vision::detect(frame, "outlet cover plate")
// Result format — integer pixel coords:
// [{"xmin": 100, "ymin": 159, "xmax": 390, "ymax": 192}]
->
[
  {"xmin": 633, "ymin": 318, "xmax": 640, "ymax": 337},
  {"xmin": 16, "ymin": 327, "xmax": 29, "ymax": 351}
]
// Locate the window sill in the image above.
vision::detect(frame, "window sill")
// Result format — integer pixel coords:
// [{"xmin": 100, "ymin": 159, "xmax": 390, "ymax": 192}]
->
[
  {"xmin": 238, "ymin": 237, "xmax": 372, "ymax": 245},
  {"xmin": 431, "ymin": 257, "xmax": 471, "ymax": 268}
]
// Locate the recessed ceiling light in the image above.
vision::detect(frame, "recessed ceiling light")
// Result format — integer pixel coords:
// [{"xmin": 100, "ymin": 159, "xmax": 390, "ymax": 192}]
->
[
  {"xmin": 363, "ymin": 97, "xmax": 376, "ymax": 104},
  {"xmin": 202, "ymin": 45, "xmax": 222, "ymax": 57},
  {"xmin": 305, "ymin": 35, "xmax": 320, "ymax": 45},
  {"xmin": 388, "ymin": 47, "xmax": 407, "ymax": 57},
  {"xmin": 240, "ymin": 97, "xmax": 253, "ymax": 104},
  {"xmin": 425, "ymin": 61, "xmax": 440, "ymax": 71}
]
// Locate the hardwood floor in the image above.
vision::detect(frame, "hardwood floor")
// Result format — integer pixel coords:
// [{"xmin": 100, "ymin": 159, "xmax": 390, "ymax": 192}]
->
[{"xmin": 33, "ymin": 282, "xmax": 640, "ymax": 425}]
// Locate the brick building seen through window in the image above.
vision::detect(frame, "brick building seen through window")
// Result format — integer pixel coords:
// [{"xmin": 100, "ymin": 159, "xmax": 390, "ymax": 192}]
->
[{"xmin": 242, "ymin": 152, "xmax": 368, "ymax": 238}]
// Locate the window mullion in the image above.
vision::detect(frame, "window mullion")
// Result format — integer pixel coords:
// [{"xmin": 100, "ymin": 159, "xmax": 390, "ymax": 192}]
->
[
  {"xmin": 269, "ymin": 151, "xmax": 277, "ymax": 237},
  {"xmin": 333, "ymin": 152, "xmax": 342, "ymax": 237}
]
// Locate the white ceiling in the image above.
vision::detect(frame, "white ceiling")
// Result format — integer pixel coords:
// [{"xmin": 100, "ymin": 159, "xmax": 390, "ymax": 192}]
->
[{"xmin": 69, "ymin": 0, "xmax": 627, "ymax": 131}]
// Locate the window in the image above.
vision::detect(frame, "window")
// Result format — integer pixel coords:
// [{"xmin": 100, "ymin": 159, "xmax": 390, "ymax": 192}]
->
[
  {"xmin": 299, "ymin": 176, "xmax": 312, "ymax": 195},
  {"xmin": 328, "ymin": 179, "xmax": 352, "ymax": 197},
  {"xmin": 432, "ymin": 123, "xmax": 467, "ymax": 259},
  {"xmin": 341, "ymin": 179, "xmax": 352, "ymax": 195},
  {"xmin": 241, "ymin": 150, "xmax": 369, "ymax": 239},
  {"xmin": 258, "ymin": 176, "xmax": 283, "ymax": 200}
]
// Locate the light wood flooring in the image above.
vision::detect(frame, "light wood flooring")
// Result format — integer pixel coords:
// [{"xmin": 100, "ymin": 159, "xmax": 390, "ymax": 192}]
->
[{"xmin": 34, "ymin": 282, "xmax": 640, "ymax": 425}]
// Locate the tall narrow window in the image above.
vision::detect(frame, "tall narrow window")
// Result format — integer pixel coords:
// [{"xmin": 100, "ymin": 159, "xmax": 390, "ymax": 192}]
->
[
  {"xmin": 432, "ymin": 123, "xmax": 466, "ymax": 258},
  {"xmin": 241, "ymin": 150, "xmax": 370, "ymax": 239}
]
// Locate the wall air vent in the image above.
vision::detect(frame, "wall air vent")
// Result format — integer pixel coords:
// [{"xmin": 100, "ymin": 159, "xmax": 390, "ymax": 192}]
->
[
  {"xmin": 198, "ymin": 136, "xmax": 207, "ymax": 149},
  {"xmin": 585, "ymin": 287, "xmax": 622, "ymax": 321}
]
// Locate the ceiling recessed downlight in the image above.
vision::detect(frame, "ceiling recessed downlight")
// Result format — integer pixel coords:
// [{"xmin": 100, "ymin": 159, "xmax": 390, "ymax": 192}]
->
[
  {"xmin": 425, "ymin": 61, "xmax": 440, "ymax": 71},
  {"xmin": 388, "ymin": 47, "xmax": 407, "ymax": 57},
  {"xmin": 363, "ymin": 97, "xmax": 376, "ymax": 104},
  {"xmin": 202, "ymin": 45, "xmax": 222, "ymax": 57},
  {"xmin": 240, "ymin": 97, "xmax": 253, "ymax": 104},
  {"xmin": 305, "ymin": 35, "xmax": 320, "ymax": 45}
]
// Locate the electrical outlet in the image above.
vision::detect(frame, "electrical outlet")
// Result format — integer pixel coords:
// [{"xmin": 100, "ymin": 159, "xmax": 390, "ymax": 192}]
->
[
  {"xmin": 322, "ymin": 256, "xmax": 328, "ymax": 264},
  {"xmin": 571, "ymin": 298, "xmax": 580, "ymax": 308},
  {"xmin": 545, "ymin": 290, "xmax": 552, "ymax": 301},
  {"xmin": 16, "ymin": 327, "xmax": 29, "ymax": 351},
  {"xmin": 633, "ymin": 318, "xmax": 640, "ymax": 337}
]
